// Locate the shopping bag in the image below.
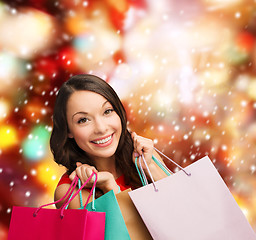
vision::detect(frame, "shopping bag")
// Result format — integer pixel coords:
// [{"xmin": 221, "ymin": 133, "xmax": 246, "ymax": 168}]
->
[
  {"xmin": 67, "ymin": 177, "xmax": 131, "ymax": 240},
  {"xmin": 116, "ymin": 188, "xmax": 153, "ymax": 240},
  {"xmin": 86, "ymin": 189, "xmax": 131, "ymax": 240},
  {"xmin": 8, "ymin": 172, "xmax": 105, "ymax": 240},
  {"xmin": 129, "ymin": 149, "xmax": 256, "ymax": 240}
]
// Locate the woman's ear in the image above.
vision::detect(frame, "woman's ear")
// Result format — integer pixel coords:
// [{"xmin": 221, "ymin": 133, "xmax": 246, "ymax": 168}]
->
[{"xmin": 68, "ymin": 132, "xmax": 74, "ymax": 138}]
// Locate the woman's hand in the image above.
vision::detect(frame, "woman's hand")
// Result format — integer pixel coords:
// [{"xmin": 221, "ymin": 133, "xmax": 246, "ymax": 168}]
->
[
  {"xmin": 69, "ymin": 162, "xmax": 97, "ymax": 187},
  {"xmin": 69, "ymin": 163, "xmax": 119, "ymax": 194},
  {"xmin": 131, "ymin": 132, "xmax": 154, "ymax": 169},
  {"xmin": 131, "ymin": 132, "xmax": 168, "ymax": 181}
]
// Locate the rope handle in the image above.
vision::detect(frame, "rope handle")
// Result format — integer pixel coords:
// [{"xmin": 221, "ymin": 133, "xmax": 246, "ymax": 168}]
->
[
  {"xmin": 60, "ymin": 172, "xmax": 97, "ymax": 218},
  {"xmin": 152, "ymin": 155, "xmax": 173, "ymax": 176},
  {"xmin": 135, "ymin": 148, "xmax": 191, "ymax": 191},
  {"xmin": 77, "ymin": 180, "xmax": 121, "ymax": 210},
  {"xmin": 33, "ymin": 176, "xmax": 79, "ymax": 217},
  {"xmin": 154, "ymin": 148, "xmax": 191, "ymax": 176},
  {"xmin": 139, "ymin": 154, "xmax": 159, "ymax": 191},
  {"xmin": 135, "ymin": 157, "xmax": 147, "ymax": 186},
  {"xmin": 66, "ymin": 176, "xmax": 96, "ymax": 211},
  {"xmin": 135, "ymin": 153, "xmax": 172, "ymax": 186}
]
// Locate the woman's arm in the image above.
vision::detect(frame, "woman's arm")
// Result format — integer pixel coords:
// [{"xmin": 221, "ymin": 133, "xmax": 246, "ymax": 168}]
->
[
  {"xmin": 54, "ymin": 184, "xmax": 92, "ymax": 209},
  {"xmin": 69, "ymin": 163, "xmax": 120, "ymax": 194},
  {"xmin": 146, "ymin": 149, "xmax": 168, "ymax": 181}
]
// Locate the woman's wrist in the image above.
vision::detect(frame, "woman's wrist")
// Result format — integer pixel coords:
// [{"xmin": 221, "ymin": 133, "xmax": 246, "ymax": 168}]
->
[
  {"xmin": 145, "ymin": 160, "xmax": 166, "ymax": 181},
  {"xmin": 145, "ymin": 161, "xmax": 157, "ymax": 175},
  {"xmin": 98, "ymin": 176, "xmax": 119, "ymax": 194}
]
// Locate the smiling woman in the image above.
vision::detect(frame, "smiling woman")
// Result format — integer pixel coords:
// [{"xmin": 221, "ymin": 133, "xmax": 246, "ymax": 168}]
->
[
  {"xmin": 50, "ymin": 74, "xmax": 167, "ymax": 208},
  {"xmin": 66, "ymin": 90, "xmax": 122, "ymax": 162}
]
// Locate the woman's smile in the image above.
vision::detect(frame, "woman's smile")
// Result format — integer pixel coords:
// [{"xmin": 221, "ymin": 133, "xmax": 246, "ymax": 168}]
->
[{"xmin": 91, "ymin": 133, "xmax": 114, "ymax": 146}]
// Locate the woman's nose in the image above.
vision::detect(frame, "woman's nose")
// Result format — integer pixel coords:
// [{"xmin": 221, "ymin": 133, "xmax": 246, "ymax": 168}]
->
[{"xmin": 93, "ymin": 117, "xmax": 107, "ymax": 134}]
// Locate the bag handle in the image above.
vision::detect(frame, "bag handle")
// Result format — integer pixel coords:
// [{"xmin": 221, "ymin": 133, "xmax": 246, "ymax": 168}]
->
[
  {"xmin": 152, "ymin": 155, "xmax": 173, "ymax": 176},
  {"xmin": 136, "ymin": 148, "xmax": 191, "ymax": 191},
  {"xmin": 77, "ymin": 178, "xmax": 121, "ymax": 211},
  {"xmin": 135, "ymin": 157, "xmax": 148, "ymax": 186},
  {"xmin": 65, "ymin": 176, "xmax": 97, "ymax": 211},
  {"xmin": 33, "ymin": 176, "xmax": 79, "ymax": 217},
  {"xmin": 135, "ymin": 152, "xmax": 173, "ymax": 186},
  {"xmin": 60, "ymin": 172, "xmax": 97, "ymax": 218},
  {"xmin": 139, "ymin": 154, "xmax": 159, "ymax": 191},
  {"xmin": 78, "ymin": 178, "xmax": 97, "ymax": 211},
  {"xmin": 154, "ymin": 148, "xmax": 191, "ymax": 176}
]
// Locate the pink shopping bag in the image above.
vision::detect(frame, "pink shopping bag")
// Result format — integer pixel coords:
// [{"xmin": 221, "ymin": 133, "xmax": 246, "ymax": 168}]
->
[
  {"xmin": 8, "ymin": 172, "xmax": 105, "ymax": 240},
  {"xmin": 129, "ymin": 150, "xmax": 256, "ymax": 240}
]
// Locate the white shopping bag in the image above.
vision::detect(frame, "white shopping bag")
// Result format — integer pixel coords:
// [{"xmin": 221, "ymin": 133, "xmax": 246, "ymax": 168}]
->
[{"xmin": 129, "ymin": 154, "xmax": 256, "ymax": 240}]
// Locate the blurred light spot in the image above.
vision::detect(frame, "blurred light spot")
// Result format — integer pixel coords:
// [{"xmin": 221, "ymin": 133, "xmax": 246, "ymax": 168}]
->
[
  {"xmin": 222, "ymin": 145, "xmax": 228, "ymax": 151},
  {"xmin": 0, "ymin": 99, "xmax": 9, "ymax": 119},
  {"xmin": 0, "ymin": 8, "xmax": 56, "ymax": 59},
  {"xmin": 235, "ymin": 12, "xmax": 241, "ymax": 19},
  {"xmin": 0, "ymin": 125, "xmax": 18, "ymax": 149},
  {"xmin": 25, "ymin": 191, "xmax": 31, "ymax": 197}
]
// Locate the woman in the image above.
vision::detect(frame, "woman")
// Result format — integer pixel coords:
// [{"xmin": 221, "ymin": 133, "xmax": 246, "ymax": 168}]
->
[{"xmin": 50, "ymin": 74, "xmax": 167, "ymax": 208}]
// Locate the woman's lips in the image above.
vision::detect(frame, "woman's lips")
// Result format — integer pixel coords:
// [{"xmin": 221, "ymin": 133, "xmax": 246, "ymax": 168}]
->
[{"xmin": 91, "ymin": 133, "xmax": 114, "ymax": 147}]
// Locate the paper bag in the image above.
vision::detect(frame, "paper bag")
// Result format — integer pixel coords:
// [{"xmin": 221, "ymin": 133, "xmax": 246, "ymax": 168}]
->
[
  {"xmin": 129, "ymin": 156, "xmax": 256, "ymax": 240},
  {"xmin": 116, "ymin": 189, "xmax": 153, "ymax": 240}
]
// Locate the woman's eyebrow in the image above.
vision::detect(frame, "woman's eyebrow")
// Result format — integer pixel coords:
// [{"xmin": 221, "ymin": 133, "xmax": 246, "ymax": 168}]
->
[
  {"xmin": 102, "ymin": 100, "xmax": 109, "ymax": 107},
  {"xmin": 72, "ymin": 111, "xmax": 88, "ymax": 119},
  {"xmin": 72, "ymin": 101, "xmax": 110, "ymax": 119}
]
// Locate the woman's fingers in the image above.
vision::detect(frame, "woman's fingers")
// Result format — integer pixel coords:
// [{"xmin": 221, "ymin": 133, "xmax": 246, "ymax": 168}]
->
[
  {"xmin": 132, "ymin": 132, "xmax": 141, "ymax": 154},
  {"xmin": 69, "ymin": 170, "xmax": 76, "ymax": 181},
  {"xmin": 69, "ymin": 163, "xmax": 97, "ymax": 186},
  {"xmin": 76, "ymin": 162, "xmax": 83, "ymax": 167},
  {"xmin": 85, "ymin": 167, "xmax": 93, "ymax": 177},
  {"xmin": 132, "ymin": 132, "xmax": 153, "ymax": 155},
  {"xmin": 84, "ymin": 167, "xmax": 95, "ymax": 185},
  {"xmin": 131, "ymin": 132, "xmax": 155, "ymax": 169}
]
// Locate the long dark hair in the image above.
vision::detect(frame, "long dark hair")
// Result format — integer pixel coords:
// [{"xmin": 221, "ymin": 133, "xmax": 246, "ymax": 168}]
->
[{"xmin": 50, "ymin": 74, "xmax": 141, "ymax": 189}]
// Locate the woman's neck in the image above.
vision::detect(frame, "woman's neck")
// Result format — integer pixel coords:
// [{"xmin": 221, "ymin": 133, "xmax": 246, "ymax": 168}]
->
[{"xmin": 93, "ymin": 155, "xmax": 120, "ymax": 179}]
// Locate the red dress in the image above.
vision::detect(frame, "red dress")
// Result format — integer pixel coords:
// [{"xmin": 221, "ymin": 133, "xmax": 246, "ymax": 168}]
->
[{"xmin": 57, "ymin": 172, "xmax": 132, "ymax": 191}]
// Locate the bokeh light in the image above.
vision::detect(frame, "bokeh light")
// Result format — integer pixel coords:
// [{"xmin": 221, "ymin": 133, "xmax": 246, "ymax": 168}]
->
[
  {"xmin": 21, "ymin": 125, "xmax": 51, "ymax": 161},
  {"xmin": 0, "ymin": 0, "xmax": 256, "ymax": 238},
  {"xmin": 0, "ymin": 7, "xmax": 56, "ymax": 59},
  {"xmin": 0, "ymin": 125, "xmax": 18, "ymax": 149}
]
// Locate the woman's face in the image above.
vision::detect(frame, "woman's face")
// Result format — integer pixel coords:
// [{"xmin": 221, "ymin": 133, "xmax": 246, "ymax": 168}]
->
[{"xmin": 66, "ymin": 90, "xmax": 122, "ymax": 160}]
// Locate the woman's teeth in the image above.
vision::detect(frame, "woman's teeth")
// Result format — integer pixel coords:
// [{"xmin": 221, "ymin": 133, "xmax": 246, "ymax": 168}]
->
[{"xmin": 92, "ymin": 135, "xmax": 112, "ymax": 144}]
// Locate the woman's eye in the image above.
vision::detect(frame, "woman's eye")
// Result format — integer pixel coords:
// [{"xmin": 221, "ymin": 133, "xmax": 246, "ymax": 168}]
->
[
  {"xmin": 77, "ymin": 117, "xmax": 88, "ymax": 124},
  {"xmin": 104, "ymin": 109, "xmax": 114, "ymax": 115}
]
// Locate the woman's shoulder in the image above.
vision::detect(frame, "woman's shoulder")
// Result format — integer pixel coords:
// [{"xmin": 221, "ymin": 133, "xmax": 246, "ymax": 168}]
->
[{"xmin": 57, "ymin": 172, "xmax": 71, "ymax": 187}]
